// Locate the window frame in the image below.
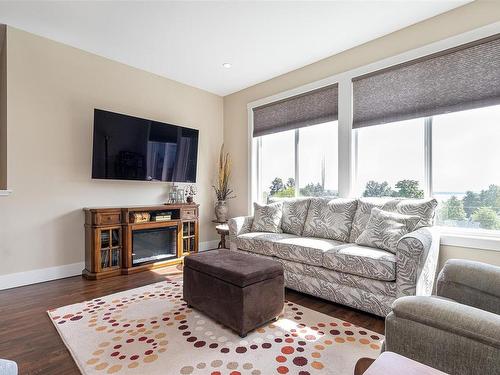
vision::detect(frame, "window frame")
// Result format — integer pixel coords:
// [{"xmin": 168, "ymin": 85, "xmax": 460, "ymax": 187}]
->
[{"xmin": 248, "ymin": 21, "xmax": 500, "ymax": 249}]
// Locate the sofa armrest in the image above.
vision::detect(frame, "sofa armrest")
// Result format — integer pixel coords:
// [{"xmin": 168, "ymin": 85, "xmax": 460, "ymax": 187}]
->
[
  {"xmin": 228, "ymin": 216, "xmax": 253, "ymax": 239},
  {"xmin": 395, "ymin": 226, "xmax": 440, "ymax": 297},
  {"xmin": 437, "ymin": 259, "xmax": 500, "ymax": 315},
  {"xmin": 390, "ymin": 296, "xmax": 500, "ymax": 348}
]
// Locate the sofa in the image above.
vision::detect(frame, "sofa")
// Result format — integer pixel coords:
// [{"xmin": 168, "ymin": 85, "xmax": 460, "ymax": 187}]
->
[
  {"xmin": 385, "ymin": 259, "xmax": 500, "ymax": 374},
  {"xmin": 228, "ymin": 197, "xmax": 440, "ymax": 317}
]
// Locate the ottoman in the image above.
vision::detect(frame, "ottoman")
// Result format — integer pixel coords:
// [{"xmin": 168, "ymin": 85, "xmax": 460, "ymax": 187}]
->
[{"xmin": 183, "ymin": 249, "xmax": 284, "ymax": 337}]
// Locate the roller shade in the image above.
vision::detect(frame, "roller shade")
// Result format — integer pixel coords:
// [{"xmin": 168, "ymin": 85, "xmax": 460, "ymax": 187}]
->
[
  {"xmin": 253, "ymin": 84, "xmax": 338, "ymax": 137},
  {"xmin": 353, "ymin": 34, "xmax": 500, "ymax": 129}
]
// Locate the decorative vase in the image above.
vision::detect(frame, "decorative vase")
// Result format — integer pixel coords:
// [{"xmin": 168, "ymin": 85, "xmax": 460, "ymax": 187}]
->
[{"xmin": 215, "ymin": 200, "xmax": 228, "ymax": 223}]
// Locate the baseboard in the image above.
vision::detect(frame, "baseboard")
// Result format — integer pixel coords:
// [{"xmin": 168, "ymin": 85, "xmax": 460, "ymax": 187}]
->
[
  {"xmin": 0, "ymin": 240, "xmax": 220, "ymax": 291},
  {"xmin": 0, "ymin": 261, "xmax": 85, "ymax": 291},
  {"xmin": 199, "ymin": 240, "xmax": 220, "ymax": 251}
]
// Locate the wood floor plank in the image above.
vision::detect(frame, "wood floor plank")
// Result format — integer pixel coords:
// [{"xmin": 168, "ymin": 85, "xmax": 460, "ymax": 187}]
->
[{"xmin": 0, "ymin": 265, "xmax": 384, "ymax": 374}]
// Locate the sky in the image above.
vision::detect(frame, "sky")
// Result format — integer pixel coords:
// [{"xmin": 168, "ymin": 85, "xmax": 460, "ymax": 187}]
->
[{"xmin": 259, "ymin": 104, "xmax": 500, "ymax": 198}]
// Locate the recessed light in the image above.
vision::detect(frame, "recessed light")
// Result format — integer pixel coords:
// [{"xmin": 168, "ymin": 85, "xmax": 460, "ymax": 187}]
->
[{"xmin": 222, "ymin": 63, "xmax": 232, "ymax": 69}]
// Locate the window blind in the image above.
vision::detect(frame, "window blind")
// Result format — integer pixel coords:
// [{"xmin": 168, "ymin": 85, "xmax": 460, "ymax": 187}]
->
[
  {"xmin": 252, "ymin": 84, "xmax": 338, "ymax": 137},
  {"xmin": 353, "ymin": 34, "xmax": 500, "ymax": 129}
]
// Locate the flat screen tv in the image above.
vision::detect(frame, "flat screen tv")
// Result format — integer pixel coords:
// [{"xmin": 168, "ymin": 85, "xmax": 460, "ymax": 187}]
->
[{"xmin": 92, "ymin": 109, "xmax": 199, "ymax": 182}]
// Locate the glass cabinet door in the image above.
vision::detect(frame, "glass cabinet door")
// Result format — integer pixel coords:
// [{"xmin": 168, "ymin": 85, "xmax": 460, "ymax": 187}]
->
[{"xmin": 98, "ymin": 227, "xmax": 121, "ymax": 270}]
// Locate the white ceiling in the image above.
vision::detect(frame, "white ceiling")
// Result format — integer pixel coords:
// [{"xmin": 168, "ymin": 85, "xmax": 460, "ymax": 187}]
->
[{"xmin": 0, "ymin": 1, "xmax": 469, "ymax": 96}]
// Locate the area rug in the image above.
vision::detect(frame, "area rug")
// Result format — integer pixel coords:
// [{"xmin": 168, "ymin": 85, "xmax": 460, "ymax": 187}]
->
[{"xmin": 48, "ymin": 276, "xmax": 383, "ymax": 375}]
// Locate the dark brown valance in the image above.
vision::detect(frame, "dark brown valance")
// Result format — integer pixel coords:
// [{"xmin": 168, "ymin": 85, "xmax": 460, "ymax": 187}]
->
[
  {"xmin": 353, "ymin": 34, "xmax": 500, "ymax": 129},
  {"xmin": 253, "ymin": 84, "xmax": 338, "ymax": 137}
]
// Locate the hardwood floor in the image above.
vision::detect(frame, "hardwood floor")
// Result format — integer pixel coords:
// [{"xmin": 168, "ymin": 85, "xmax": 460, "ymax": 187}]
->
[{"xmin": 0, "ymin": 265, "xmax": 384, "ymax": 374}]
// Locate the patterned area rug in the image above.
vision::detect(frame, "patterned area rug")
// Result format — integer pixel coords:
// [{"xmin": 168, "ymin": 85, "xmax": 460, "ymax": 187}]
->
[{"xmin": 48, "ymin": 276, "xmax": 383, "ymax": 375}]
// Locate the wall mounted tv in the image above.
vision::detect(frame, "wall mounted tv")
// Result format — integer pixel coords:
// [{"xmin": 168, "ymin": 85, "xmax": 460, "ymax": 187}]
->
[{"xmin": 92, "ymin": 109, "xmax": 199, "ymax": 182}]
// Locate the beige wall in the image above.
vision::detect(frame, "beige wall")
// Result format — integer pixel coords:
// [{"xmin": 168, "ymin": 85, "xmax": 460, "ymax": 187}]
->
[
  {"xmin": 0, "ymin": 27, "xmax": 223, "ymax": 277},
  {"xmin": 0, "ymin": 24, "xmax": 6, "ymax": 190},
  {"xmin": 223, "ymin": 1, "xmax": 500, "ymax": 269}
]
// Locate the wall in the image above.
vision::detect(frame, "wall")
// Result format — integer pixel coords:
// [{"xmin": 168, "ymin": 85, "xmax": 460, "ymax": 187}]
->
[
  {"xmin": 223, "ymin": 1, "xmax": 500, "ymax": 269},
  {"xmin": 0, "ymin": 24, "xmax": 6, "ymax": 190},
  {"xmin": 0, "ymin": 27, "xmax": 223, "ymax": 282}
]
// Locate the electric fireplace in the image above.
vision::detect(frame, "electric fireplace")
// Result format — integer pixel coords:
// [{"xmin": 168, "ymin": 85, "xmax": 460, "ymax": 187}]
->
[{"xmin": 132, "ymin": 225, "xmax": 177, "ymax": 266}]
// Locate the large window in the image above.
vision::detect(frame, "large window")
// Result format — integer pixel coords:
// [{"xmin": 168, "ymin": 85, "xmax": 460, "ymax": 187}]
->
[
  {"xmin": 356, "ymin": 118, "xmax": 425, "ymax": 198},
  {"xmin": 251, "ymin": 31, "xmax": 500, "ymax": 240},
  {"xmin": 257, "ymin": 121, "xmax": 338, "ymax": 202},
  {"xmin": 354, "ymin": 104, "xmax": 500, "ymax": 233},
  {"xmin": 433, "ymin": 105, "xmax": 500, "ymax": 231}
]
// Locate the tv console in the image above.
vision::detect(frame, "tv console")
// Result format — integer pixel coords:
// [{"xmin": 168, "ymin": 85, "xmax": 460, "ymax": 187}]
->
[{"xmin": 83, "ymin": 203, "xmax": 199, "ymax": 280}]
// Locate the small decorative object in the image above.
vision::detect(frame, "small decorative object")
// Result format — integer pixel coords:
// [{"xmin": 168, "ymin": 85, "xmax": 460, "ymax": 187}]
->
[
  {"xmin": 213, "ymin": 144, "xmax": 235, "ymax": 223},
  {"xmin": 131, "ymin": 212, "xmax": 150, "ymax": 223},
  {"xmin": 184, "ymin": 184, "xmax": 197, "ymax": 204},
  {"xmin": 168, "ymin": 184, "xmax": 179, "ymax": 203}
]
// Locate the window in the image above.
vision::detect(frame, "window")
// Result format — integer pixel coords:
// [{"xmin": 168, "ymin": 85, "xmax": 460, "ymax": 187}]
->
[
  {"xmin": 298, "ymin": 122, "xmax": 338, "ymax": 197},
  {"xmin": 353, "ymin": 104, "xmax": 500, "ymax": 233},
  {"xmin": 433, "ymin": 105, "xmax": 500, "ymax": 231},
  {"xmin": 356, "ymin": 118, "xmax": 425, "ymax": 198},
  {"xmin": 251, "ymin": 31, "xmax": 500, "ymax": 241},
  {"xmin": 256, "ymin": 121, "xmax": 338, "ymax": 202},
  {"xmin": 259, "ymin": 129, "xmax": 295, "ymax": 202}
]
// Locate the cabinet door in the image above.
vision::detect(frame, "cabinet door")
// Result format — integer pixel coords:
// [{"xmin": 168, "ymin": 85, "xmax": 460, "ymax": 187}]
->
[{"xmin": 97, "ymin": 227, "xmax": 121, "ymax": 271}]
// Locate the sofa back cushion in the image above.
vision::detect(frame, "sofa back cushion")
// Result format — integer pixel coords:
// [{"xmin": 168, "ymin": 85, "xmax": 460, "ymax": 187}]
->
[
  {"xmin": 382, "ymin": 198, "xmax": 438, "ymax": 228},
  {"xmin": 355, "ymin": 208, "xmax": 421, "ymax": 254},
  {"xmin": 251, "ymin": 202, "xmax": 283, "ymax": 233},
  {"xmin": 302, "ymin": 198, "xmax": 358, "ymax": 242},
  {"xmin": 277, "ymin": 198, "xmax": 311, "ymax": 235},
  {"xmin": 349, "ymin": 197, "xmax": 438, "ymax": 243},
  {"xmin": 349, "ymin": 198, "xmax": 391, "ymax": 243}
]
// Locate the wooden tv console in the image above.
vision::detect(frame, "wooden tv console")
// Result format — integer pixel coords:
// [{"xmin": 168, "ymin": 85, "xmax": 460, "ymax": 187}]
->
[{"xmin": 83, "ymin": 204, "xmax": 199, "ymax": 280}]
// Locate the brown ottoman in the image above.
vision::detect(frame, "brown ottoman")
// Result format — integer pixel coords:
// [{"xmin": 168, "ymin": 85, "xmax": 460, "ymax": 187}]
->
[{"xmin": 183, "ymin": 249, "xmax": 284, "ymax": 337}]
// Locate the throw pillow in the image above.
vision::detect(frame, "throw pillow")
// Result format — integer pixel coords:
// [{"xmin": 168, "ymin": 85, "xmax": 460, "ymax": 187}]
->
[
  {"xmin": 280, "ymin": 198, "xmax": 311, "ymax": 236},
  {"xmin": 382, "ymin": 198, "xmax": 438, "ymax": 229},
  {"xmin": 251, "ymin": 202, "xmax": 283, "ymax": 233},
  {"xmin": 302, "ymin": 198, "xmax": 358, "ymax": 242},
  {"xmin": 355, "ymin": 207, "xmax": 420, "ymax": 254}
]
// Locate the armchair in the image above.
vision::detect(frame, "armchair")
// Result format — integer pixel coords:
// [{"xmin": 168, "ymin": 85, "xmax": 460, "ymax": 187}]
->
[{"xmin": 385, "ymin": 259, "xmax": 500, "ymax": 375}]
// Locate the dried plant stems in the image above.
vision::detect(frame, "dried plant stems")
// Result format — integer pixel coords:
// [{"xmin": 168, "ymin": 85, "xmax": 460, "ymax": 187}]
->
[{"xmin": 213, "ymin": 144, "xmax": 235, "ymax": 201}]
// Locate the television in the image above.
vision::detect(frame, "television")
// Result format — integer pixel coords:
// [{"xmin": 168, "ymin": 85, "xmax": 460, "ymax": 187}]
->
[{"xmin": 92, "ymin": 109, "xmax": 199, "ymax": 182}]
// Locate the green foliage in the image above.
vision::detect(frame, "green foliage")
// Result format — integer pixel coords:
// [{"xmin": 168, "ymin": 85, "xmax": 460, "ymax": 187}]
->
[
  {"xmin": 393, "ymin": 180, "xmax": 424, "ymax": 199},
  {"xmin": 472, "ymin": 207, "xmax": 500, "ymax": 230},
  {"xmin": 440, "ymin": 196, "xmax": 466, "ymax": 221},
  {"xmin": 269, "ymin": 178, "xmax": 284, "ymax": 195},
  {"xmin": 363, "ymin": 181, "xmax": 393, "ymax": 197},
  {"xmin": 286, "ymin": 178, "xmax": 295, "ymax": 189},
  {"xmin": 362, "ymin": 179, "xmax": 423, "ymax": 199},
  {"xmin": 462, "ymin": 191, "xmax": 482, "ymax": 218},
  {"xmin": 274, "ymin": 187, "xmax": 296, "ymax": 198},
  {"xmin": 299, "ymin": 183, "xmax": 336, "ymax": 197}
]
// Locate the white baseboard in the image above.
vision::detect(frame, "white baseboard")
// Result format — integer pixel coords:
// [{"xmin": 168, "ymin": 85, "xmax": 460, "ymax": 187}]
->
[
  {"xmin": 0, "ymin": 261, "xmax": 85, "ymax": 291},
  {"xmin": 0, "ymin": 240, "xmax": 220, "ymax": 291},
  {"xmin": 199, "ymin": 240, "xmax": 220, "ymax": 251}
]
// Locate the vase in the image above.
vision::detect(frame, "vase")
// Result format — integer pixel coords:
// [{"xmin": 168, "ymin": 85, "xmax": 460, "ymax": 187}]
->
[{"xmin": 215, "ymin": 200, "xmax": 228, "ymax": 223}]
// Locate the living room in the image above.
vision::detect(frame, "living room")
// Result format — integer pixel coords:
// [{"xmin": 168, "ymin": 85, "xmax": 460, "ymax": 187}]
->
[{"xmin": 0, "ymin": 1, "xmax": 499, "ymax": 374}]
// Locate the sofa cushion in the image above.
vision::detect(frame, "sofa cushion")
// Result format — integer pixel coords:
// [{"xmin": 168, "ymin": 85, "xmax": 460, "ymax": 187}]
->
[
  {"xmin": 280, "ymin": 198, "xmax": 311, "ymax": 236},
  {"xmin": 236, "ymin": 232, "xmax": 296, "ymax": 256},
  {"xmin": 349, "ymin": 197, "xmax": 391, "ymax": 243},
  {"xmin": 349, "ymin": 197, "xmax": 438, "ymax": 242},
  {"xmin": 356, "ymin": 208, "xmax": 420, "ymax": 254},
  {"xmin": 251, "ymin": 202, "xmax": 283, "ymax": 233},
  {"xmin": 302, "ymin": 198, "xmax": 358, "ymax": 242},
  {"xmin": 382, "ymin": 198, "xmax": 438, "ymax": 229},
  {"xmin": 323, "ymin": 244, "xmax": 397, "ymax": 281},
  {"xmin": 270, "ymin": 236, "xmax": 344, "ymax": 267}
]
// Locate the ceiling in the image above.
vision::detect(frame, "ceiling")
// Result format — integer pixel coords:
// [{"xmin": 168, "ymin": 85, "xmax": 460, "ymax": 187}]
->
[{"xmin": 0, "ymin": 1, "xmax": 469, "ymax": 96}]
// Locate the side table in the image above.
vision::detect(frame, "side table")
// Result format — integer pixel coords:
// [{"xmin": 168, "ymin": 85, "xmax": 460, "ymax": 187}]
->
[
  {"xmin": 212, "ymin": 221, "xmax": 229, "ymax": 249},
  {"xmin": 355, "ymin": 352, "xmax": 448, "ymax": 375}
]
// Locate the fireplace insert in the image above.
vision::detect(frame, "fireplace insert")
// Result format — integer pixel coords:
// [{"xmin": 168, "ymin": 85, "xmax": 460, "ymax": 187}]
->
[{"xmin": 132, "ymin": 226, "xmax": 177, "ymax": 266}]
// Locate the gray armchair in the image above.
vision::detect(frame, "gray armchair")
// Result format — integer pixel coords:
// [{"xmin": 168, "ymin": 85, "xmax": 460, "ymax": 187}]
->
[{"xmin": 384, "ymin": 259, "xmax": 500, "ymax": 375}]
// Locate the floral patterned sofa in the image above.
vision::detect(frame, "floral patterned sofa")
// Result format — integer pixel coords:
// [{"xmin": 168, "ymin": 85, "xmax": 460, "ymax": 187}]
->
[{"xmin": 228, "ymin": 197, "xmax": 440, "ymax": 317}]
